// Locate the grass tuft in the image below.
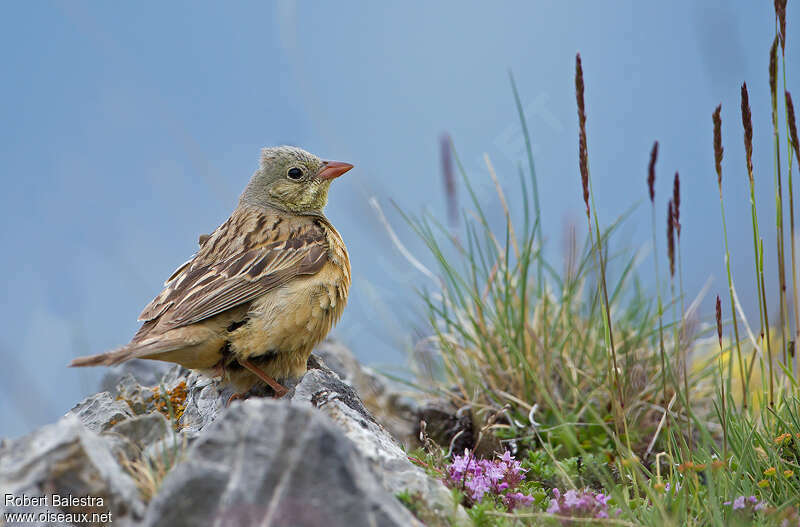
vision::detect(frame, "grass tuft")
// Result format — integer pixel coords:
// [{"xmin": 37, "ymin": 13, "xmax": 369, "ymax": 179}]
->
[{"xmin": 399, "ymin": 7, "xmax": 800, "ymax": 525}]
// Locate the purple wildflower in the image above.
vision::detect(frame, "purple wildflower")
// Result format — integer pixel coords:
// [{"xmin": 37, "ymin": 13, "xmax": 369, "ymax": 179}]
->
[
  {"xmin": 664, "ymin": 482, "xmax": 681, "ymax": 494},
  {"xmin": 465, "ymin": 473, "xmax": 491, "ymax": 501},
  {"xmin": 547, "ymin": 487, "xmax": 613, "ymax": 520},
  {"xmin": 443, "ymin": 449, "xmax": 534, "ymax": 511},
  {"xmin": 504, "ymin": 492, "xmax": 535, "ymax": 511},
  {"xmin": 724, "ymin": 495, "xmax": 767, "ymax": 514}
]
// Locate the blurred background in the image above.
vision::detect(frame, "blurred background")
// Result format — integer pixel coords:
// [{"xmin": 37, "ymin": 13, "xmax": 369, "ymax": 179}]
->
[{"xmin": 1, "ymin": 1, "xmax": 797, "ymax": 438}]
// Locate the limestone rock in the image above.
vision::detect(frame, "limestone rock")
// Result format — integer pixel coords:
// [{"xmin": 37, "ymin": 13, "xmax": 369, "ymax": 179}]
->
[
  {"xmin": 0, "ymin": 415, "xmax": 145, "ymax": 526},
  {"xmin": 144, "ymin": 399, "xmax": 420, "ymax": 527},
  {"xmin": 67, "ymin": 392, "xmax": 134, "ymax": 432}
]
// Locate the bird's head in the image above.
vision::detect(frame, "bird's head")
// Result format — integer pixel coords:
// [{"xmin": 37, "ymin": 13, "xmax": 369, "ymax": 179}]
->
[{"xmin": 240, "ymin": 146, "xmax": 353, "ymax": 215}]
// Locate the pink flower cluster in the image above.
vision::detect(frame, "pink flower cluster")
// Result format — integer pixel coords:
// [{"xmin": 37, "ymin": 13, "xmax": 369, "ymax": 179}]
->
[
  {"xmin": 723, "ymin": 495, "xmax": 766, "ymax": 512},
  {"xmin": 546, "ymin": 488, "xmax": 615, "ymax": 519},
  {"xmin": 444, "ymin": 449, "xmax": 534, "ymax": 510}
]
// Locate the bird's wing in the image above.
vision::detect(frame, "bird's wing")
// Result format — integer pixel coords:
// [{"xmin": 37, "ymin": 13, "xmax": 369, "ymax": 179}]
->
[{"xmin": 138, "ymin": 208, "xmax": 328, "ymax": 330}]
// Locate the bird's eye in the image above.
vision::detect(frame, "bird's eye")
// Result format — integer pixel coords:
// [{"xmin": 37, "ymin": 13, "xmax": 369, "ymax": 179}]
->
[{"xmin": 287, "ymin": 167, "xmax": 303, "ymax": 180}]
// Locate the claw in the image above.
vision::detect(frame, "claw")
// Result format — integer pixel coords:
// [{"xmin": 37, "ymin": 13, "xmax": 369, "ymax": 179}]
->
[{"xmin": 226, "ymin": 392, "xmax": 246, "ymax": 407}]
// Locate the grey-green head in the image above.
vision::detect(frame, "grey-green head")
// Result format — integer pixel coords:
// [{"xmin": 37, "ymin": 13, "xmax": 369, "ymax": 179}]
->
[{"xmin": 240, "ymin": 146, "xmax": 353, "ymax": 215}]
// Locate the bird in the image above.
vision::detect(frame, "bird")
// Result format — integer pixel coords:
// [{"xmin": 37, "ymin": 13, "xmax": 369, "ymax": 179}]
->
[{"xmin": 70, "ymin": 146, "xmax": 352, "ymax": 398}]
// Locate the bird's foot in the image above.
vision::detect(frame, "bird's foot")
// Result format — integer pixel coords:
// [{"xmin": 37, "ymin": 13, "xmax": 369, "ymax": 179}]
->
[
  {"xmin": 238, "ymin": 358, "xmax": 289, "ymax": 398},
  {"xmin": 226, "ymin": 392, "xmax": 247, "ymax": 407}
]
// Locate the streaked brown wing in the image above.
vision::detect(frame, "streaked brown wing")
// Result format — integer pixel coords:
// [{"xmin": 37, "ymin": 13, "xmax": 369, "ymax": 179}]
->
[{"xmin": 138, "ymin": 213, "xmax": 328, "ymax": 330}]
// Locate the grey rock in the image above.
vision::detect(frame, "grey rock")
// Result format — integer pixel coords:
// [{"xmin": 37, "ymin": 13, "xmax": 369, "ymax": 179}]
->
[
  {"xmin": 314, "ymin": 340, "xmax": 419, "ymax": 446},
  {"xmin": 0, "ymin": 415, "xmax": 145, "ymax": 525},
  {"xmin": 108, "ymin": 412, "xmax": 173, "ymax": 461},
  {"xmin": 144, "ymin": 399, "xmax": 420, "ymax": 527},
  {"xmin": 176, "ymin": 371, "xmax": 225, "ymax": 438},
  {"xmin": 114, "ymin": 374, "xmax": 154, "ymax": 415},
  {"xmin": 293, "ymin": 363, "xmax": 467, "ymax": 525},
  {"xmin": 314, "ymin": 338, "xmax": 365, "ymax": 384},
  {"xmin": 67, "ymin": 392, "xmax": 134, "ymax": 432},
  {"xmin": 100, "ymin": 360, "xmax": 173, "ymax": 395},
  {"xmin": 2, "ymin": 340, "xmax": 464, "ymax": 526}
]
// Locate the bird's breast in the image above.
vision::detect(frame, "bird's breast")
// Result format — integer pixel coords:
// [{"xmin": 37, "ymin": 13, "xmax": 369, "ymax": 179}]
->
[{"xmin": 229, "ymin": 261, "xmax": 348, "ymax": 359}]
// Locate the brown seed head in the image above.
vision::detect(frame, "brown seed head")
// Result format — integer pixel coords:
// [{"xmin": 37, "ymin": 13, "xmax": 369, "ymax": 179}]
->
[
  {"xmin": 648, "ymin": 141, "xmax": 658, "ymax": 203},
  {"xmin": 775, "ymin": 0, "xmax": 787, "ymax": 52},
  {"xmin": 576, "ymin": 53, "xmax": 589, "ymax": 217},
  {"xmin": 667, "ymin": 199, "xmax": 675, "ymax": 278},
  {"xmin": 741, "ymin": 83, "xmax": 754, "ymax": 183},
  {"xmin": 713, "ymin": 105, "xmax": 724, "ymax": 191},
  {"xmin": 770, "ymin": 37, "xmax": 779, "ymax": 127},
  {"xmin": 440, "ymin": 133, "xmax": 457, "ymax": 227},
  {"xmin": 787, "ymin": 91, "xmax": 800, "ymax": 162},
  {"xmin": 716, "ymin": 295, "xmax": 723, "ymax": 347},
  {"xmin": 673, "ymin": 172, "xmax": 681, "ymax": 238}
]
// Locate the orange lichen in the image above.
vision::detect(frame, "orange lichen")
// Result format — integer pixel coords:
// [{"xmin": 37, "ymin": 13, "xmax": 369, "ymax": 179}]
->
[{"xmin": 149, "ymin": 381, "xmax": 188, "ymax": 428}]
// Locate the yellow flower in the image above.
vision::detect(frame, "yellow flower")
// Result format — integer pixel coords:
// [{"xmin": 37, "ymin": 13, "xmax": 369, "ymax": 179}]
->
[
  {"xmin": 775, "ymin": 433, "xmax": 792, "ymax": 445},
  {"xmin": 764, "ymin": 467, "xmax": 777, "ymax": 477},
  {"xmin": 784, "ymin": 470, "xmax": 794, "ymax": 478},
  {"xmin": 758, "ymin": 479, "xmax": 770, "ymax": 488}
]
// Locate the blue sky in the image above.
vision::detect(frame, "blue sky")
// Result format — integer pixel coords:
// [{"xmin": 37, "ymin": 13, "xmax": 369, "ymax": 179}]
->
[{"xmin": 1, "ymin": 1, "xmax": 797, "ymax": 438}]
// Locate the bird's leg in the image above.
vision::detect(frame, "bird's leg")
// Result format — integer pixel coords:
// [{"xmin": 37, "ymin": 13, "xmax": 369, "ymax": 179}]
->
[
  {"xmin": 226, "ymin": 392, "xmax": 247, "ymax": 407},
  {"xmin": 237, "ymin": 358, "xmax": 289, "ymax": 398}
]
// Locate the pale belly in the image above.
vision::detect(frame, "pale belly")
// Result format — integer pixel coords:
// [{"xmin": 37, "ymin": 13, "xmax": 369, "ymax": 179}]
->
[{"xmin": 220, "ymin": 270, "xmax": 345, "ymax": 390}]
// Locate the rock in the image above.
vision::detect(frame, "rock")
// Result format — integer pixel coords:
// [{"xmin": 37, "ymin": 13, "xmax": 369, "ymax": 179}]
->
[
  {"xmin": 314, "ymin": 339, "xmax": 419, "ymax": 446},
  {"xmin": 176, "ymin": 372, "xmax": 225, "ymax": 438},
  {"xmin": 110, "ymin": 412, "xmax": 169, "ymax": 447},
  {"xmin": 1, "ymin": 340, "xmax": 466, "ymax": 526},
  {"xmin": 313, "ymin": 339, "xmax": 366, "ymax": 384},
  {"xmin": 67, "ymin": 392, "xmax": 134, "ymax": 432},
  {"xmin": 0, "ymin": 415, "xmax": 145, "ymax": 525},
  {"xmin": 100, "ymin": 360, "xmax": 173, "ymax": 395},
  {"xmin": 417, "ymin": 399, "xmax": 475, "ymax": 455},
  {"xmin": 144, "ymin": 399, "xmax": 420, "ymax": 527},
  {"xmin": 108, "ymin": 412, "xmax": 172, "ymax": 460},
  {"xmin": 293, "ymin": 359, "xmax": 467, "ymax": 525}
]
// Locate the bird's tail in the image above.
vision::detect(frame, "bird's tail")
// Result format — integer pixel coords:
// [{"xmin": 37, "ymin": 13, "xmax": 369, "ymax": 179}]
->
[
  {"xmin": 69, "ymin": 336, "xmax": 186, "ymax": 367},
  {"xmin": 69, "ymin": 346, "xmax": 139, "ymax": 367}
]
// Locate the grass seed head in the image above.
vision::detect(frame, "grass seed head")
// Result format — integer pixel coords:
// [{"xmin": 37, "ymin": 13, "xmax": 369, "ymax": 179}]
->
[
  {"xmin": 741, "ymin": 83, "xmax": 754, "ymax": 183},
  {"xmin": 667, "ymin": 199, "xmax": 675, "ymax": 278},
  {"xmin": 648, "ymin": 141, "xmax": 659, "ymax": 203},
  {"xmin": 673, "ymin": 172, "xmax": 681, "ymax": 238},
  {"xmin": 770, "ymin": 36, "xmax": 779, "ymax": 126},
  {"xmin": 713, "ymin": 105, "xmax": 724, "ymax": 191},
  {"xmin": 716, "ymin": 295, "xmax": 723, "ymax": 347},
  {"xmin": 440, "ymin": 133, "xmax": 457, "ymax": 227},
  {"xmin": 787, "ymin": 91, "xmax": 800, "ymax": 161},
  {"xmin": 775, "ymin": 0, "xmax": 787, "ymax": 52},
  {"xmin": 576, "ymin": 53, "xmax": 589, "ymax": 217}
]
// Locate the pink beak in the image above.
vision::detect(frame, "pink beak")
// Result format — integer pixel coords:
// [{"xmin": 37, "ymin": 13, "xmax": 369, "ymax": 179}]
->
[{"xmin": 318, "ymin": 160, "xmax": 354, "ymax": 180}]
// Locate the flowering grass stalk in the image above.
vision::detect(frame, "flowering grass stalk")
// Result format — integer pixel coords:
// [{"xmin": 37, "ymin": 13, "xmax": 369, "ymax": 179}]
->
[
  {"xmin": 769, "ymin": 36, "xmax": 790, "ymax": 373},
  {"xmin": 714, "ymin": 105, "xmax": 749, "ymax": 411},
  {"xmin": 576, "ymin": 53, "xmax": 629, "ymax": 453}
]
